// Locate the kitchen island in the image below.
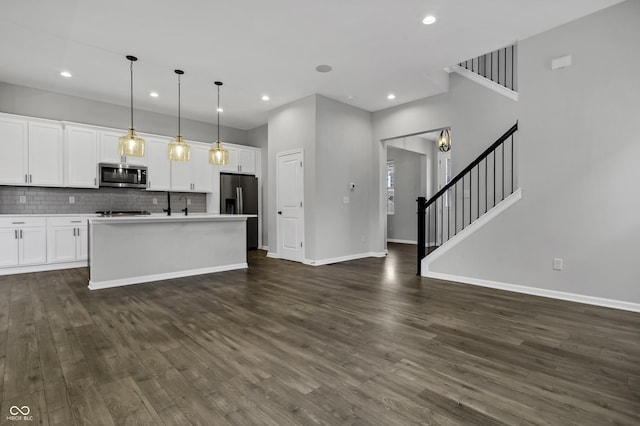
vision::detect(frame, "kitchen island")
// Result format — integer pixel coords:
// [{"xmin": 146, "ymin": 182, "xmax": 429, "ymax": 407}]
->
[{"xmin": 88, "ymin": 214, "xmax": 255, "ymax": 290}]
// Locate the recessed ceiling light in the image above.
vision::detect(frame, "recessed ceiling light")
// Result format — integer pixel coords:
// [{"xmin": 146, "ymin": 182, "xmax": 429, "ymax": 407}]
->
[
  {"xmin": 261, "ymin": 95, "xmax": 270, "ymax": 101},
  {"xmin": 60, "ymin": 71, "xmax": 72, "ymax": 78},
  {"xmin": 347, "ymin": 95, "xmax": 355, "ymax": 100},
  {"xmin": 217, "ymin": 107, "xmax": 223, "ymax": 112},
  {"xmin": 422, "ymin": 15, "xmax": 436, "ymax": 25},
  {"xmin": 149, "ymin": 92, "xmax": 159, "ymax": 98},
  {"xmin": 387, "ymin": 93, "xmax": 396, "ymax": 100},
  {"xmin": 315, "ymin": 64, "xmax": 333, "ymax": 73}
]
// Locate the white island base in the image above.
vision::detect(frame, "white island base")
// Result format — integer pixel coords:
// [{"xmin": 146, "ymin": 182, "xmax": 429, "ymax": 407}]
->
[{"xmin": 88, "ymin": 215, "xmax": 252, "ymax": 290}]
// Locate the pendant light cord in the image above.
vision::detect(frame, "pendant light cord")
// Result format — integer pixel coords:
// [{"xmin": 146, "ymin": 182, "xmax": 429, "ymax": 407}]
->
[
  {"xmin": 178, "ymin": 74, "xmax": 181, "ymax": 136},
  {"xmin": 217, "ymin": 84, "xmax": 220, "ymax": 142},
  {"xmin": 130, "ymin": 59, "xmax": 134, "ymax": 130}
]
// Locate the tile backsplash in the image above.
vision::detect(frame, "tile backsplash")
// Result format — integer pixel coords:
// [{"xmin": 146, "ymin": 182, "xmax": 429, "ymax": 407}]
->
[{"xmin": 0, "ymin": 186, "xmax": 207, "ymax": 215}]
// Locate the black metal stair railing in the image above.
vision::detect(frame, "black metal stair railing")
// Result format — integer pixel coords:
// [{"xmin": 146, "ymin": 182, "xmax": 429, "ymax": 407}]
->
[
  {"xmin": 459, "ymin": 44, "xmax": 517, "ymax": 92},
  {"xmin": 417, "ymin": 122, "xmax": 518, "ymax": 275}
]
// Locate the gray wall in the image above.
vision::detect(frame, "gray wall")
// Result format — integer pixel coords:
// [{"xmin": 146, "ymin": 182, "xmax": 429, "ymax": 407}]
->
[
  {"xmin": 0, "ymin": 186, "xmax": 206, "ymax": 215},
  {"xmin": 386, "ymin": 147, "xmax": 423, "ymax": 242},
  {"xmin": 267, "ymin": 95, "xmax": 317, "ymax": 258},
  {"xmin": 429, "ymin": 1, "xmax": 640, "ymax": 303},
  {"xmin": 0, "ymin": 82, "xmax": 249, "ymax": 145},
  {"xmin": 247, "ymin": 124, "xmax": 269, "ymax": 247},
  {"xmin": 315, "ymin": 95, "xmax": 373, "ymax": 260}
]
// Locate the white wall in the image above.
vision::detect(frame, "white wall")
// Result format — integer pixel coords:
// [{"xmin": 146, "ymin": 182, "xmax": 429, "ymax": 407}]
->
[
  {"xmin": 0, "ymin": 82, "xmax": 248, "ymax": 145},
  {"xmin": 429, "ymin": 1, "xmax": 640, "ymax": 304}
]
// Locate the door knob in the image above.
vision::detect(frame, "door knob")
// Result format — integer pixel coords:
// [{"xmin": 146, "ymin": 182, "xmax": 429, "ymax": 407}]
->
[{"xmin": 278, "ymin": 211, "xmax": 282, "ymax": 215}]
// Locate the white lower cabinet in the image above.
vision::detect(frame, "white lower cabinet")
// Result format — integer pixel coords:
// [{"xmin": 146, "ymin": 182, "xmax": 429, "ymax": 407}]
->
[
  {"xmin": 47, "ymin": 218, "xmax": 88, "ymax": 263},
  {"xmin": 0, "ymin": 218, "xmax": 47, "ymax": 268}
]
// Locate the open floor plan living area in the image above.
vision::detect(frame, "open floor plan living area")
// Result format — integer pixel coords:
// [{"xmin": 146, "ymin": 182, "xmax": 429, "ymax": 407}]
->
[{"xmin": 1, "ymin": 1, "xmax": 639, "ymax": 424}]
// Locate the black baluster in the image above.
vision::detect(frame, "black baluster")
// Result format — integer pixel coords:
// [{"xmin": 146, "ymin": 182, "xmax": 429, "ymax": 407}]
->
[
  {"xmin": 493, "ymin": 150, "xmax": 496, "ymax": 208},
  {"xmin": 454, "ymin": 183, "xmax": 457, "ymax": 235},
  {"xmin": 504, "ymin": 47, "xmax": 507, "ymax": 88},
  {"xmin": 485, "ymin": 157, "xmax": 488, "ymax": 213},
  {"xmin": 417, "ymin": 197, "xmax": 426, "ymax": 275},
  {"xmin": 511, "ymin": 45, "xmax": 515, "ymax": 90},
  {"xmin": 511, "ymin": 134, "xmax": 515, "ymax": 193},
  {"xmin": 502, "ymin": 143, "xmax": 505, "ymax": 201}
]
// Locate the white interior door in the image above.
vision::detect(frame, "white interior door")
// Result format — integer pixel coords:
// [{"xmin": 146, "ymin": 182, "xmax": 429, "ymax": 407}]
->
[{"xmin": 277, "ymin": 150, "xmax": 304, "ymax": 262}]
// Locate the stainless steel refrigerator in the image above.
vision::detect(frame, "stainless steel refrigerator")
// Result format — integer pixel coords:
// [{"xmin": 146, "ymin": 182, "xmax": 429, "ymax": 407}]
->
[{"xmin": 220, "ymin": 173, "xmax": 259, "ymax": 250}]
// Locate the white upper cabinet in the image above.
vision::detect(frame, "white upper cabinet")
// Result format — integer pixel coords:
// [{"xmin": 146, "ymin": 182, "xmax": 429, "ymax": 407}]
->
[
  {"xmin": 0, "ymin": 114, "xmax": 63, "ymax": 186},
  {"xmin": 218, "ymin": 146, "xmax": 255, "ymax": 174},
  {"xmin": 0, "ymin": 115, "xmax": 27, "ymax": 185},
  {"xmin": 65, "ymin": 124, "xmax": 99, "ymax": 188},
  {"xmin": 28, "ymin": 120, "xmax": 64, "ymax": 186},
  {"xmin": 99, "ymin": 129, "xmax": 146, "ymax": 165},
  {"xmin": 191, "ymin": 145, "xmax": 212, "ymax": 192},
  {"xmin": 146, "ymin": 137, "xmax": 172, "ymax": 191}
]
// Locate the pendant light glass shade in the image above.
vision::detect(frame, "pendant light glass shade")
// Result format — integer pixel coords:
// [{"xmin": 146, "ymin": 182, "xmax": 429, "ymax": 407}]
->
[
  {"xmin": 168, "ymin": 69, "xmax": 191, "ymax": 161},
  {"xmin": 209, "ymin": 81, "xmax": 229, "ymax": 165},
  {"xmin": 118, "ymin": 55, "xmax": 145, "ymax": 158},
  {"xmin": 437, "ymin": 128, "xmax": 451, "ymax": 152}
]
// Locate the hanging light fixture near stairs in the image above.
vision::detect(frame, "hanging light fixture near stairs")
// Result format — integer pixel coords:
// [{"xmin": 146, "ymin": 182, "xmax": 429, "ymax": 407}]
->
[
  {"xmin": 118, "ymin": 55, "xmax": 145, "ymax": 157},
  {"xmin": 438, "ymin": 128, "xmax": 451, "ymax": 152},
  {"xmin": 168, "ymin": 69, "xmax": 191, "ymax": 161},
  {"xmin": 209, "ymin": 81, "xmax": 229, "ymax": 165}
]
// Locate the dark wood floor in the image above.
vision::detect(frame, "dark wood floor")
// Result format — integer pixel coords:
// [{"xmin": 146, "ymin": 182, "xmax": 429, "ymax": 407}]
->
[{"xmin": 0, "ymin": 243, "xmax": 639, "ymax": 425}]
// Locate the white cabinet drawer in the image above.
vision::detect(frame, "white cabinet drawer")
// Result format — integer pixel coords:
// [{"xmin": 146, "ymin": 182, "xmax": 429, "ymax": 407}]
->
[{"xmin": 0, "ymin": 218, "xmax": 46, "ymax": 228}]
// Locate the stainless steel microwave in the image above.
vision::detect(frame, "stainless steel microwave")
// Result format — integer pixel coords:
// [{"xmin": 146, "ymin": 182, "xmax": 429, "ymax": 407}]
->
[{"xmin": 98, "ymin": 163, "xmax": 148, "ymax": 188}]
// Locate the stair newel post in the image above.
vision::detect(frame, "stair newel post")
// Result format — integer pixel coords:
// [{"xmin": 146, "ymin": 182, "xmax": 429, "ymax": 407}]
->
[{"xmin": 417, "ymin": 197, "xmax": 426, "ymax": 275}]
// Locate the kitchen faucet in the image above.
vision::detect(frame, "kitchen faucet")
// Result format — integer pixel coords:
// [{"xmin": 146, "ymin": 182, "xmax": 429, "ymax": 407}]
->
[
  {"xmin": 163, "ymin": 192, "xmax": 171, "ymax": 216},
  {"xmin": 179, "ymin": 196, "xmax": 188, "ymax": 216}
]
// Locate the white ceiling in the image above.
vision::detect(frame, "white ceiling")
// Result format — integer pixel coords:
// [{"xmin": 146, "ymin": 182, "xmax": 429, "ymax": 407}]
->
[{"xmin": 0, "ymin": 0, "xmax": 623, "ymax": 130}]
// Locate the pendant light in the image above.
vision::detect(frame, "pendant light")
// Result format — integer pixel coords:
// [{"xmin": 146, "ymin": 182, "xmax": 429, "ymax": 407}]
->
[
  {"xmin": 209, "ymin": 81, "xmax": 229, "ymax": 165},
  {"xmin": 118, "ymin": 55, "xmax": 145, "ymax": 158},
  {"xmin": 167, "ymin": 69, "xmax": 191, "ymax": 161},
  {"xmin": 437, "ymin": 128, "xmax": 451, "ymax": 152}
]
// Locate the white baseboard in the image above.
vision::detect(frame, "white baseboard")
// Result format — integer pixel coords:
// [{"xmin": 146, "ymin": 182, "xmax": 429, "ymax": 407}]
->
[
  {"xmin": 387, "ymin": 239, "xmax": 417, "ymax": 245},
  {"xmin": 88, "ymin": 263, "xmax": 248, "ymax": 290},
  {"xmin": 0, "ymin": 260, "xmax": 88, "ymax": 276},
  {"xmin": 423, "ymin": 271, "xmax": 640, "ymax": 313},
  {"xmin": 304, "ymin": 251, "xmax": 387, "ymax": 266},
  {"xmin": 259, "ymin": 245, "xmax": 269, "ymax": 251},
  {"xmin": 266, "ymin": 252, "xmax": 279, "ymax": 259}
]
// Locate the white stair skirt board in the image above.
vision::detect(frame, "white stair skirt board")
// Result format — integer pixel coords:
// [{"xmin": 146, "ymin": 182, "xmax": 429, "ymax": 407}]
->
[
  {"xmin": 89, "ymin": 263, "xmax": 248, "ymax": 290},
  {"xmin": 422, "ymin": 188, "xmax": 522, "ymax": 272},
  {"xmin": 449, "ymin": 65, "xmax": 518, "ymax": 102},
  {"xmin": 424, "ymin": 271, "xmax": 640, "ymax": 313},
  {"xmin": 304, "ymin": 252, "xmax": 387, "ymax": 266}
]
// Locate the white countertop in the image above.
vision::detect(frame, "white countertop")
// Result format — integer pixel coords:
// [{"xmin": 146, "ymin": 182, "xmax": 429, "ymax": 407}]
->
[
  {"xmin": 0, "ymin": 213, "xmax": 100, "ymax": 218},
  {"xmin": 89, "ymin": 213, "xmax": 256, "ymax": 224}
]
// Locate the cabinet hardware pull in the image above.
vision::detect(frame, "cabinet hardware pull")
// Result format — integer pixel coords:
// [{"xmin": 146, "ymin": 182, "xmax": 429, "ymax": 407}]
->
[
  {"xmin": 25, "ymin": 174, "xmax": 28, "ymax": 183},
  {"xmin": 14, "ymin": 230, "xmax": 18, "ymax": 239},
  {"xmin": 29, "ymin": 174, "xmax": 32, "ymax": 183},
  {"xmin": 73, "ymin": 228, "xmax": 76, "ymax": 236},
  {"xmin": 12, "ymin": 221, "xmax": 25, "ymax": 224},
  {"xmin": 76, "ymin": 228, "xmax": 80, "ymax": 236},
  {"xmin": 71, "ymin": 220, "xmax": 82, "ymax": 223},
  {"xmin": 19, "ymin": 229, "xmax": 23, "ymax": 239}
]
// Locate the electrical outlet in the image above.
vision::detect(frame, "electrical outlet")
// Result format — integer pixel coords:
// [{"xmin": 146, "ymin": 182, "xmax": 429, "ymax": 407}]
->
[
  {"xmin": 152, "ymin": 198, "xmax": 158, "ymax": 205},
  {"xmin": 69, "ymin": 196, "xmax": 75, "ymax": 204},
  {"xmin": 187, "ymin": 198, "xmax": 191, "ymax": 205},
  {"xmin": 553, "ymin": 258, "xmax": 563, "ymax": 271},
  {"xmin": 343, "ymin": 196, "xmax": 350, "ymax": 204},
  {"xmin": 19, "ymin": 195, "xmax": 26, "ymax": 204}
]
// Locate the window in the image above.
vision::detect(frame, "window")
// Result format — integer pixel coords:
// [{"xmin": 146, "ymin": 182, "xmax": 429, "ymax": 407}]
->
[{"xmin": 387, "ymin": 161, "xmax": 395, "ymax": 215}]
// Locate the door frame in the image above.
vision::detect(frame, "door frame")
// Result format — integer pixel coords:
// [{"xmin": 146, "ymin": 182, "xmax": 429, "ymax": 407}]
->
[{"xmin": 275, "ymin": 148, "xmax": 305, "ymax": 261}]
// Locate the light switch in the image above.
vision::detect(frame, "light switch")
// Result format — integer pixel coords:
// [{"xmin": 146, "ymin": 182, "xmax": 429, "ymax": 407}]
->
[
  {"xmin": 343, "ymin": 196, "xmax": 350, "ymax": 204},
  {"xmin": 187, "ymin": 198, "xmax": 191, "ymax": 205},
  {"xmin": 19, "ymin": 195, "xmax": 26, "ymax": 204},
  {"xmin": 69, "ymin": 196, "xmax": 75, "ymax": 204},
  {"xmin": 152, "ymin": 198, "xmax": 158, "ymax": 205}
]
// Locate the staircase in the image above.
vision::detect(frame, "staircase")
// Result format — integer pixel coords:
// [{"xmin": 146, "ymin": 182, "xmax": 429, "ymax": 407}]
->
[
  {"xmin": 416, "ymin": 123, "xmax": 519, "ymax": 275},
  {"xmin": 449, "ymin": 44, "xmax": 518, "ymax": 101}
]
